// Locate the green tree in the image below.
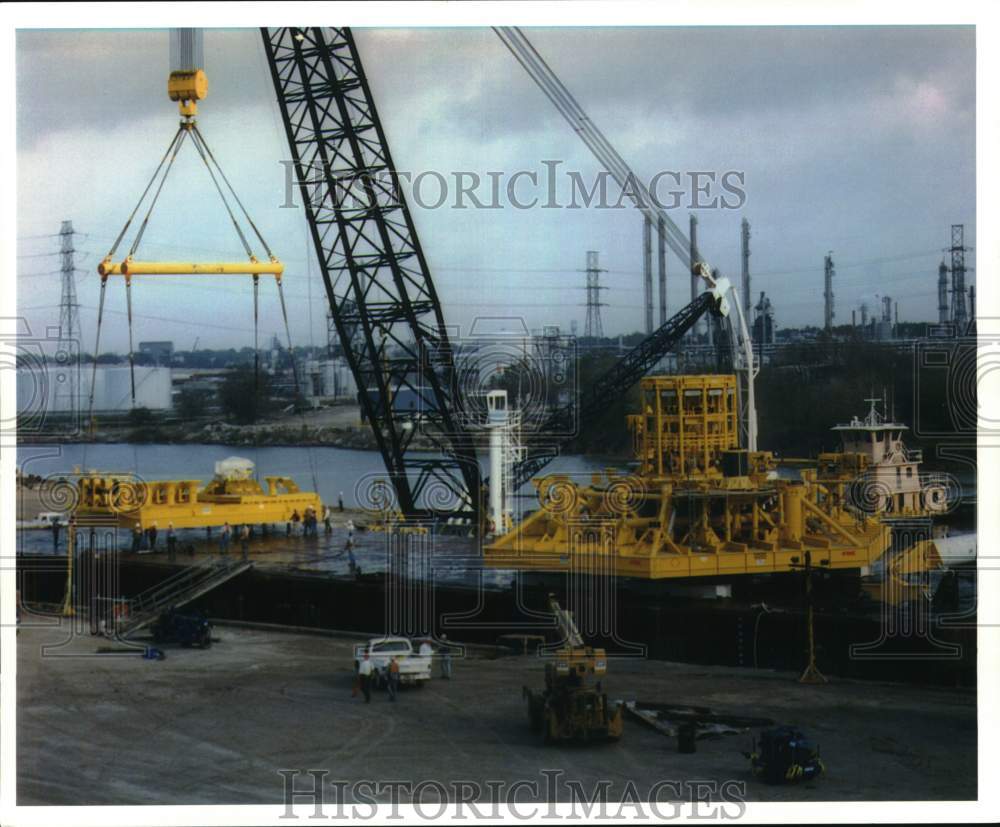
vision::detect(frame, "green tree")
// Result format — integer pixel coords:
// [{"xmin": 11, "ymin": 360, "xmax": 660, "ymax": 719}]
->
[
  {"xmin": 127, "ymin": 406, "xmax": 155, "ymax": 427},
  {"xmin": 177, "ymin": 386, "xmax": 212, "ymax": 420},
  {"xmin": 218, "ymin": 367, "xmax": 273, "ymax": 425}
]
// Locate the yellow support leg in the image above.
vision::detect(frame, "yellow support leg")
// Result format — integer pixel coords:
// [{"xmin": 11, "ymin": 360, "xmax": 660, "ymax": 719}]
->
[{"xmin": 61, "ymin": 522, "xmax": 75, "ymax": 617}]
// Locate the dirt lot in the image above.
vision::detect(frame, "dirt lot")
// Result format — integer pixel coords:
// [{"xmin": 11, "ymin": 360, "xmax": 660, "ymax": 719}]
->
[{"xmin": 16, "ymin": 620, "xmax": 976, "ymax": 807}]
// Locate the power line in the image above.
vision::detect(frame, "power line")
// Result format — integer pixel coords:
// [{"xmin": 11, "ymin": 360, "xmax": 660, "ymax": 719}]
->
[{"xmin": 74, "ymin": 303, "xmax": 258, "ymax": 334}]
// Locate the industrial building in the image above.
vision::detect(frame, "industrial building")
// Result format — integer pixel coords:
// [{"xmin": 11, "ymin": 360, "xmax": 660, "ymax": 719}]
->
[{"xmin": 138, "ymin": 340, "xmax": 174, "ymax": 366}]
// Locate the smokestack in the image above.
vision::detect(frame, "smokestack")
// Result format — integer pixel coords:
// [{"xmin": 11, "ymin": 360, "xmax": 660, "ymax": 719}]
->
[
  {"xmin": 938, "ymin": 260, "xmax": 950, "ymax": 324},
  {"xmin": 643, "ymin": 216, "xmax": 653, "ymax": 334},
  {"xmin": 823, "ymin": 253, "xmax": 835, "ymax": 331},
  {"xmin": 689, "ymin": 214, "xmax": 700, "ymax": 339},
  {"xmin": 741, "ymin": 218, "xmax": 751, "ymax": 321},
  {"xmin": 657, "ymin": 216, "xmax": 667, "ymax": 326}
]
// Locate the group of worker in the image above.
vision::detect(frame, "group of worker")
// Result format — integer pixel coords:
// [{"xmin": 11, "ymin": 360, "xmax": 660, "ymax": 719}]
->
[
  {"xmin": 354, "ymin": 637, "xmax": 453, "ymax": 703},
  {"xmin": 128, "ymin": 522, "xmax": 185, "ymax": 559},
  {"xmin": 286, "ymin": 502, "xmax": 346, "ymax": 537},
  {"xmin": 215, "ymin": 522, "xmax": 254, "ymax": 559}
]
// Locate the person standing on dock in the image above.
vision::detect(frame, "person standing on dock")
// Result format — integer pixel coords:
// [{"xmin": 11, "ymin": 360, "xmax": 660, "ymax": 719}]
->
[
  {"xmin": 50, "ymin": 517, "xmax": 60, "ymax": 553},
  {"xmin": 147, "ymin": 522, "xmax": 158, "ymax": 552},
  {"xmin": 338, "ymin": 492, "xmax": 344, "ymax": 512},
  {"xmin": 357, "ymin": 653, "xmax": 373, "ymax": 703},
  {"xmin": 346, "ymin": 538, "xmax": 357, "ymax": 573},
  {"xmin": 291, "ymin": 510, "xmax": 301, "ymax": 537},
  {"xmin": 387, "ymin": 656, "xmax": 400, "ymax": 702},
  {"xmin": 131, "ymin": 524, "xmax": 143, "ymax": 554},
  {"xmin": 166, "ymin": 523, "xmax": 177, "ymax": 562},
  {"xmin": 220, "ymin": 522, "xmax": 232, "ymax": 555},
  {"xmin": 240, "ymin": 524, "xmax": 250, "ymax": 560},
  {"xmin": 323, "ymin": 506, "xmax": 332, "ymax": 535}
]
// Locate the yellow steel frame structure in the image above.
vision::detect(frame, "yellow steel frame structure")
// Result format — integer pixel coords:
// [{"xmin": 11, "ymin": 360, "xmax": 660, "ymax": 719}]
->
[
  {"xmin": 74, "ymin": 474, "xmax": 322, "ymax": 531},
  {"xmin": 486, "ymin": 374, "xmax": 894, "ymax": 580},
  {"xmin": 97, "ymin": 258, "xmax": 284, "ymax": 279}
]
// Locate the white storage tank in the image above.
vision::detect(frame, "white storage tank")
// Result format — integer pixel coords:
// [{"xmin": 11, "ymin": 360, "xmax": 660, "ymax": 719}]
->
[
  {"xmin": 17, "ymin": 364, "xmax": 173, "ymax": 416},
  {"xmin": 93, "ymin": 366, "xmax": 173, "ymax": 411}
]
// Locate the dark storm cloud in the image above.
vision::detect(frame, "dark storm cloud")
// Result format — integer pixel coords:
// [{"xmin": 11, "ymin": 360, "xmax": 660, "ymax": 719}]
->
[
  {"xmin": 361, "ymin": 26, "xmax": 974, "ymax": 144},
  {"xmin": 16, "ymin": 25, "xmax": 975, "ymax": 346},
  {"xmin": 16, "ymin": 28, "xmax": 267, "ymax": 150}
]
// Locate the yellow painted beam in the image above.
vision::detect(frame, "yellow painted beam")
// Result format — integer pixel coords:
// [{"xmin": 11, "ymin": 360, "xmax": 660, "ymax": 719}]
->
[{"xmin": 98, "ymin": 259, "xmax": 283, "ymax": 277}]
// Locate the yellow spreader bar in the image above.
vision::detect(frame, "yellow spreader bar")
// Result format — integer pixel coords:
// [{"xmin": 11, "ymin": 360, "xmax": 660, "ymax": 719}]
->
[{"xmin": 97, "ymin": 258, "xmax": 283, "ymax": 278}]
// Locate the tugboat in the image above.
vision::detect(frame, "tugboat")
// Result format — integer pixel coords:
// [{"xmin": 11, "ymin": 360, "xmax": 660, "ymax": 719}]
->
[
  {"xmin": 830, "ymin": 397, "xmax": 948, "ymax": 517},
  {"xmin": 829, "ymin": 398, "xmax": 973, "ymax": 605}
]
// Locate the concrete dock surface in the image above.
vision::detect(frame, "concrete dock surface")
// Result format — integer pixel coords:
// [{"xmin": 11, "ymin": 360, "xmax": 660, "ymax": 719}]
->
[{"xmin": 16, "ymin": 620, "xmax": 976, "ymax": 806}]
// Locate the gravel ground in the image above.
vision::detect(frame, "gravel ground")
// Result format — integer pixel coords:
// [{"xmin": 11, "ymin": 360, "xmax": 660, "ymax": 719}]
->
[{"xmin": 16, "ymin": 620, "xmax": 976, "ymax": 807}]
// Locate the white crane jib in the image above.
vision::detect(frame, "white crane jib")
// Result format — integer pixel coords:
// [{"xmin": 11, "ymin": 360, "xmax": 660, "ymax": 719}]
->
[{"xmin": 493, "ymin": 26, "xmax": 758, "ymax": 452}]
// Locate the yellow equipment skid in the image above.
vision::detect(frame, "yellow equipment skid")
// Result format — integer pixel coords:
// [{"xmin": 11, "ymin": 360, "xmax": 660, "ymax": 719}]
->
[{"xmin": 74, "ymin": 461, "xmax": 322, "ymax": 531}]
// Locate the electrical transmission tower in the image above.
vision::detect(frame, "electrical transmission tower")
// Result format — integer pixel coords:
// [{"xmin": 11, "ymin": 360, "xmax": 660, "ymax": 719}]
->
[
  {"xmin": 583, "ymin": 250, "xmax": 606, "ymax": 339},
  {"xmin": 950, "ymin": 224, "xmax": 968, "ymax": 327},
  {"xmin": 823, "ymin": 252, "xmax": 835, "ymax": 331},
  {"xmin": 57, "ymin": 220, "xmax": 81, "ymax": 417}
]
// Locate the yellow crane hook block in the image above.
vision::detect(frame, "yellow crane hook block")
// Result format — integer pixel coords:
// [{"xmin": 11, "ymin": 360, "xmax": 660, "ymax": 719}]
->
[{"xmin": 168, "ymin": 69, "xmax": 208, "ymax": 117}]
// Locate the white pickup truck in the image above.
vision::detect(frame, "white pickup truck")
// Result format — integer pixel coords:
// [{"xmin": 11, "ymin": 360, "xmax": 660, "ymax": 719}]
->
[{"xmin": 354, "ymin": 636, "xmax": 432, "ymax": 688}]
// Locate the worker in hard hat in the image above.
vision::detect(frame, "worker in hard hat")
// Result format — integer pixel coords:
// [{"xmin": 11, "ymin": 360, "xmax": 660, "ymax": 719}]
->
[
  {"xmin": 166, "ymin": 523, "xmax": 177, "ymax": 561},
  {"xmin": 387, "ymin": 656, "xmax": 400, "ymax": 702},
  {"xmin": 357, "ymin": 652, "xmax": 374, "ymax": 703}
]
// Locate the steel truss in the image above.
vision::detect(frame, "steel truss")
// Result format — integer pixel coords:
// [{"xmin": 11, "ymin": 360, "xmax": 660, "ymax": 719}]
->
[{"xmin": 261, "ymin": 27, "xmax": 480, "ymax": 519}]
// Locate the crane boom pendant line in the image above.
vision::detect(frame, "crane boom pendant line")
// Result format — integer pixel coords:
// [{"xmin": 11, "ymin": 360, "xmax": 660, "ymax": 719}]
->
[
  {"xmin": 261, "ymin": 27, "xmax": 481, "ymax": 520},
  {"xmin": 494, "ymin": 27, "xmax": 758, "ymax": 453},
  {"xmin": 125, "ymin": 275, "xmax": 136, "ymax": 406},
  {"xmin": 88, "ymin": 122, "xmax": 188, "ymax": 426},
  {"xmin": 85, "ymin": 278, "xmax": 108, "ymax": 440}
]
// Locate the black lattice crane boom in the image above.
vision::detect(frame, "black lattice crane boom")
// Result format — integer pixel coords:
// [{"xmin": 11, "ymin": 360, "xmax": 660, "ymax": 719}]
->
[{"xmin": 261, "ymin": 27, "xmax": 480, "ymax": 520}]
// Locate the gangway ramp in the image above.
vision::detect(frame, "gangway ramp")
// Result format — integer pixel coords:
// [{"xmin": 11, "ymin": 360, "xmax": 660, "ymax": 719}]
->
[{"xmin": 116, "ymin": 559, "xmax": 252, "ymax": 639}]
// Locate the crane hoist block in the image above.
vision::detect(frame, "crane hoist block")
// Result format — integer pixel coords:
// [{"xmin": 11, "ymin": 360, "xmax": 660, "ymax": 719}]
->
[{"xmin": 168, "ymin": 69, "xmax": 208, "ymax": 103}]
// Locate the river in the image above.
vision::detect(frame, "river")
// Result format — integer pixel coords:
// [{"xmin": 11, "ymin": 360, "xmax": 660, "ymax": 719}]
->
[
  {"xmin": 17, "ymin": 442, "xmax": 615, "ymax": 508},
  {"xmin": 16, "ymin": 443, "xmax": 615, "ymax": 586}
]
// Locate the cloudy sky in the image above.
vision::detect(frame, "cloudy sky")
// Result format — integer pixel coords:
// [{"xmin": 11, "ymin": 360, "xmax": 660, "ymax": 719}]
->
[{"xmin": 15, "ymin": 25, "xmax": 975, "ymax": 352}]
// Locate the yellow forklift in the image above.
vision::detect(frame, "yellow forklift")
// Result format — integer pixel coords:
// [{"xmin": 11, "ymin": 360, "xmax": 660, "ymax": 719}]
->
[{"xmin": 523, "ymin": 595, "xmax": 624, "ymax": 743}]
